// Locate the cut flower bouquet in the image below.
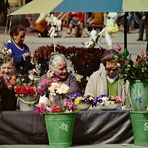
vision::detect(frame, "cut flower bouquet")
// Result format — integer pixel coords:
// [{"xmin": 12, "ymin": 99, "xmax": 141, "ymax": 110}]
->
[
  {"xmin": 116, "ymin": 48, "xmax": 148, "ymax": 82},
  {"xmin": 36, "ymin": 78, "xmax": 76, "ymax": 114}
]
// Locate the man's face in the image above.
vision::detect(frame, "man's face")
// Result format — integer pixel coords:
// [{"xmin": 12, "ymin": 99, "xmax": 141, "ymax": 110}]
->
[
  {"xmin": 105, "ymin": 61, "xmax": 120, "ymax": 78},
  {"xmin": 53, "ymin": 60, "xmax": 68, "ymax": 80}
]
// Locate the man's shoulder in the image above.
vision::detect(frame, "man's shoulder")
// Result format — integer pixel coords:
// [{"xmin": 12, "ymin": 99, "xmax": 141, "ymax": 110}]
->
[{"xmin": 90, "ymin": 69, "xmax": 105, "ymax": 78}]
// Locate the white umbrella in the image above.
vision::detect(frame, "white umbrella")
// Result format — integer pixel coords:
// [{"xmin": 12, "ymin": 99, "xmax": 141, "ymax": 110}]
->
[{"xmin": 9, "ymin": 0, "xmax": 63, "ymax": 15}]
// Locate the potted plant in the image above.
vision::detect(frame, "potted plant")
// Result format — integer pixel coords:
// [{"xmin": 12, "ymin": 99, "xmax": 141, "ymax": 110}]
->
[
  {"xmin": 68, "ymin": 92, "xmax": 93, "ymax": 111},
  {"xmin": 36, "ymin": 78, "xmax": 77, "ymax": 148},
  {"xmin": 116, "ymin": 48, "xmax": 148, "ymax": 146}
]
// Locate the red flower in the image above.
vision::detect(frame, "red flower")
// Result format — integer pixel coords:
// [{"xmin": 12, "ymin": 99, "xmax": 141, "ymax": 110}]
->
[
  {"xmin": 14, "ymin": 86, "xmax": 21, "ymax": 94},
  {"xmin": 28, "ymin": 86, "xmax": 36, "ymax": 96},
  {"xmin": 52, "ymin": 105, "xmax": 61, "ymax": 113},
  {"xmin": 19, "ymin": 85, "xmax": 28, "ymax": 95},
  {"xmin": 14, "ymin": 85, "xmax": 36, "ymax": 96},
  {"xmin": 119, "ymin": 59, "xmax": 125, "ymax": 65}
]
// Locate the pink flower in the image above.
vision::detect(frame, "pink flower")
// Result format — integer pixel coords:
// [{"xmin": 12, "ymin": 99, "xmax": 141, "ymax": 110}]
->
[
  {"xmin": 114, "ymin": 96, "xmax": 122, "ymax": 103},
  {"xmin": 7, "ymin": 84, "xmax": 13, "ymax": 90},
  {"xmin": 10, "ymin": 79, "xmax": 15, "ymax": 85},
  {"xmin": 116, "ymin": 44, "xmax": 122, "ymax": 52},
  {"xmin": 141, "ymin": 50, "xmax": 145, "ymax": 55},
  {"xmin": 35, "ymin": 105, "xmax": 45, "ymax": 114}
]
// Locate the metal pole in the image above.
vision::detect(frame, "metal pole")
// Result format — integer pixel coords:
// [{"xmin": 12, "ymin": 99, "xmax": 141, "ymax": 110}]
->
[{"xmin": 124, "ymin": 12, "xmax": 128, "ymax": 49}]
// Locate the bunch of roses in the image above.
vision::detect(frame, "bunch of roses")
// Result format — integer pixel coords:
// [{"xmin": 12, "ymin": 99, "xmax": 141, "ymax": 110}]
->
[
  {"xmin": 14, "ymin": 85, "xmax": 37, "ymax": 96},
  {"xmin": 115, "ymin": 47, "xmax": 148, "ymax": 82}
]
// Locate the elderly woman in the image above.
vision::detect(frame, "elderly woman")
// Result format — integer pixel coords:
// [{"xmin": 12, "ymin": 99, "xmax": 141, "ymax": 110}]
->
[
  {"xmin": 39, "ymin": 54, "xmax": 80, "ymax": 95},
  {"xmin": 84, "ymin": 49, "xmax": 128, "ymax": 103}
]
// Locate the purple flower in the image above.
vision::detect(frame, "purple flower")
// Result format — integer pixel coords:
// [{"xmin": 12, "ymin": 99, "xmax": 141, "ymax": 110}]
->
[{"xmin": 68, "ymin": 92, "xmax": 83, "ymax": 99}]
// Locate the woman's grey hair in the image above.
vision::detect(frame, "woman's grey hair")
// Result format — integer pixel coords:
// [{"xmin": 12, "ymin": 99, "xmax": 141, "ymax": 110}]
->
[{"xmin": 48, "ymin": 54, "xmax": 67, "ymax": 70}]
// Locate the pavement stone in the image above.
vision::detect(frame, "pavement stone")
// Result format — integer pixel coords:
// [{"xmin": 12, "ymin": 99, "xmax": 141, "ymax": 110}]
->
[{"xmin": 0, "ymin": 144, "xmax": 147, "ymax": 148}]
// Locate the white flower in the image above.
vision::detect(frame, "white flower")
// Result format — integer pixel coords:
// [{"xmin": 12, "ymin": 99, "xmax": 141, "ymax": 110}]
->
[
  {"xmin": 39, "ymin": 95, "xmax": 48, "ymax": 106},
  {"xmin": 48, "ymin": 82, "xmax": 69, "ymax": 95},
  {"xmin": 56, "ymin": 83, "xmax": 69, "ymax": 94},
  {"xmin": 101, "ymin": 97, "xmax": 110, "ymax": 106},
  {"xmin": 75, "ymin": 74, "xmax": 83, "ymax": 82}
]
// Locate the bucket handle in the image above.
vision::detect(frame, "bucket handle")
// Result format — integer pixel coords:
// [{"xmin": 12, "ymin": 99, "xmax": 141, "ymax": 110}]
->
[{"xmin": 19, "ymin": 97, "xmax": 37, "ymax": 105}]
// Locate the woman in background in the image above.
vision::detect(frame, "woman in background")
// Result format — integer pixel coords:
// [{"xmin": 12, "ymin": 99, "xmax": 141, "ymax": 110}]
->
[{"xmin": 5, "ymin": 25, "xmax": 34, "ymax": 75}]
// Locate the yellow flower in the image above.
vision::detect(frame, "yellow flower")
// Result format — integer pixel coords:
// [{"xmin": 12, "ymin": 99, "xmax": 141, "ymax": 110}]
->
[
  {"xmin": 74, "ymin": 97, "xmax": 83, "ymax": 105},
  {"xmin": 111, "ymin": 101, "xmax": 115, "ymax": 105}
]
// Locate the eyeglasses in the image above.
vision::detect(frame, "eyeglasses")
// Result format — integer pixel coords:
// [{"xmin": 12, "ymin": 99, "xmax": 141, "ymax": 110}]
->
[{"xmin": 105, "ymin": 67, "xmax": 120, "ymax": 72}]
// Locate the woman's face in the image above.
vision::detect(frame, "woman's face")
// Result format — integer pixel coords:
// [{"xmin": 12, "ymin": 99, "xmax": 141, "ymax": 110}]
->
[
  {"xmin": 1, "ymin": 61, "xmax": 14, "ymax": 76},
  {"xmin": 13, "ymin": 30, "xmax": 26, "ymax": 46},
  {"xmin": 105, "ymin": 61, "xmax": 120, "ymax": 78},
  {"xmin": 53, "ymin": 60, "xmax": 68, "ymax": 80}
]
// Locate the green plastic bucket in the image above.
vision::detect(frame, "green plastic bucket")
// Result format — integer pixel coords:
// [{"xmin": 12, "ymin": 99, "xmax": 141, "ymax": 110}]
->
[
  {"xmin": 45, "ymin": 112, "xmax": 76, "ymax": 148},
  {"xmin": 130, "ymin": 80, "xmax": 148, "ymax": 111},
  {"xmin": 130, "ymin": 111, "xmax": 148, "ymax": 146}
]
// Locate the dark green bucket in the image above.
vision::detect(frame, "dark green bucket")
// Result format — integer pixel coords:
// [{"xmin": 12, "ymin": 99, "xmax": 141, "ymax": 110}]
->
[
  {"xmin": 45, "ymin": 112, "xmax": 76, "ymax": 148},
  {"xmin": 130, "ymin": 80, "xmax": 148, "ymax": 111},
  {"xmin": 130, "ymin": 111, "xmax": 148, "ymax": 146}
]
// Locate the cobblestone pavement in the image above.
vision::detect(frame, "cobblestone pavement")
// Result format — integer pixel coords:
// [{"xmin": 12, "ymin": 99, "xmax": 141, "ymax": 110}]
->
[{"xmin": 0, "ymin": 26, "xmax": 147, "ymax": 59}]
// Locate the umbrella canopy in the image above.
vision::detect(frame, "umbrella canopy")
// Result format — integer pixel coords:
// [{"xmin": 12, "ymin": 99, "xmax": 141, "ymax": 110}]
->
[
  {"xmin": 10, "ymin": 0, "xmax": 63, "ymax": 15},
  {"xmin": 53, "ymin": 0, "xmax": 148, "ymax": 49},
  {"xmin": 53, "ymin": 0, "xmax": 148, "ymax": 12}
]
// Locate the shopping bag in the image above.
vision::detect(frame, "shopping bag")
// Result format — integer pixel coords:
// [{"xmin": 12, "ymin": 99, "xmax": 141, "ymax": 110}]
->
[{"xmin": 106, "ymin": 24, "xmax": 119, "ymax": 34}]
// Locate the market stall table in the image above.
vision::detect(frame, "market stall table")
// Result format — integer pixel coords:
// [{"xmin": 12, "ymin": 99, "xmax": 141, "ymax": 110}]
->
[{"xmin": 0, "ymin": 110, "xmax": 133, "ymax": 144}]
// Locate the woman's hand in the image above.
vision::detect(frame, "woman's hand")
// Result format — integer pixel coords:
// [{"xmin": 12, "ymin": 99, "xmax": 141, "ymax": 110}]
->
[
  {"xmin": 2, "ymin": 47, "xmax": 12, "ymax": 55},
  {"xmin": 47, "ymin": 70, "xmax": 54, "ymax": 79},
  {"xmin": 23, "ymin": 52, "xmax": 31, "ymax": 59}
]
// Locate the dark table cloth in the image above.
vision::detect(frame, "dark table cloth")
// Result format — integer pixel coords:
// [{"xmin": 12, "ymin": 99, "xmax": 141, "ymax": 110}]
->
[{"xmin": 0, "ymin": 110, "xmax": 133, "ymax": 144}]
